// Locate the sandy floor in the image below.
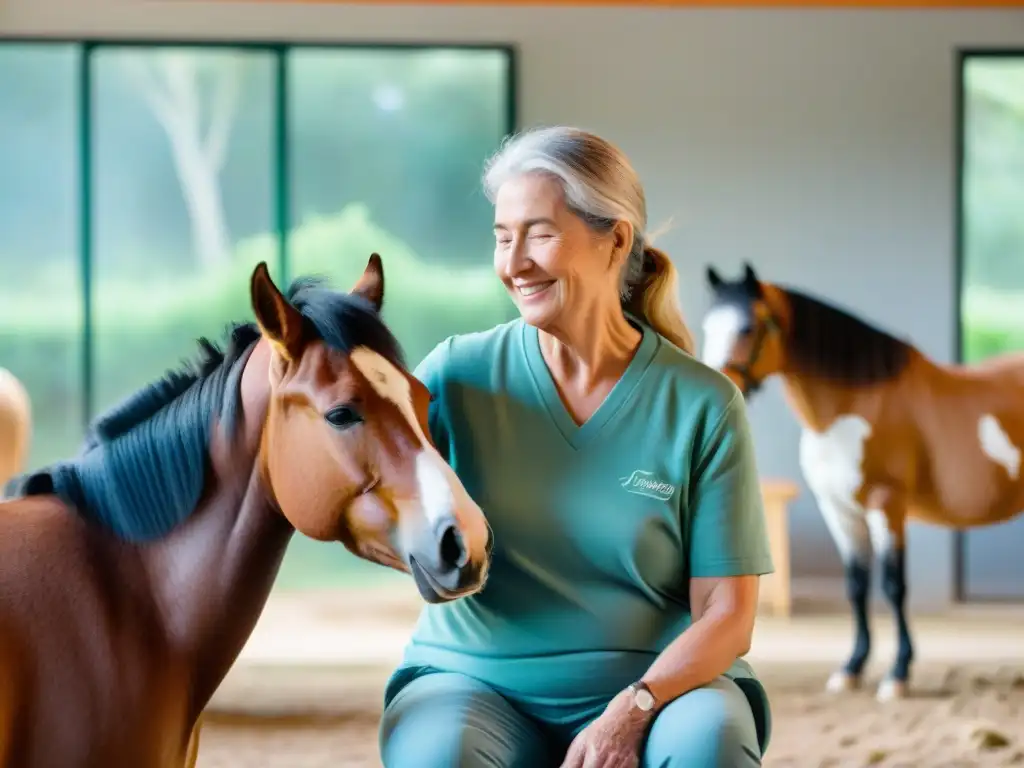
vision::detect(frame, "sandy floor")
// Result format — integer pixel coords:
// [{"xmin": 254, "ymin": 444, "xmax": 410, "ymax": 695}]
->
[
  {"xmin": 191, "ymin": 591, "xmax": 1024, "ymax": 767},
  {"xmin": 194, "ymin": 661, "xmax": 1024, "ymax": 767}
]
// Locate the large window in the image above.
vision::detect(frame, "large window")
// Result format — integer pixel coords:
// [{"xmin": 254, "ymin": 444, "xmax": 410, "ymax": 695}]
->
[
  {"xmin": 957, "ymin": 51, "xmax": 1024, "ymax": 601},
  {"xmin": 0, "ymin": 44, "xmax": 83, "ymax": 469},
  {"xmin": 0, "ymin": 40, "xmax": 515, "ymax": 590}
]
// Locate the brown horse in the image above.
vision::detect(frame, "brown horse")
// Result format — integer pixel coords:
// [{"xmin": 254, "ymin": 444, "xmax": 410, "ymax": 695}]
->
[
  {"xmin": 700, "ymin": 263, "xmax": 1024, "ymax": 702},
  {"xmin": 0, "ymin": 255, "xmax": 492, "ymax": 767},
  {"xmin": 0, "ymin": 367, "xmax": 30, "ymax": 490}
]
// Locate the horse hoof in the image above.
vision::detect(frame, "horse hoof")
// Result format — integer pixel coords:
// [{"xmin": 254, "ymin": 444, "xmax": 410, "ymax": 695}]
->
[
  {"xmin": 826, "ymin": 671, "xmax": 859, "ymax": 693},
  {"xmin": 876, "ymin": 678, "xmax": 908, "ymax": 702}
]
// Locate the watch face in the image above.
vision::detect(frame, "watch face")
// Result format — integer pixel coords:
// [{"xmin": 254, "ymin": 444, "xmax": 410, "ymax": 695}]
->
[{"xmin": 635, "ymin": 688, "xmax": 655, "ymax": 711}]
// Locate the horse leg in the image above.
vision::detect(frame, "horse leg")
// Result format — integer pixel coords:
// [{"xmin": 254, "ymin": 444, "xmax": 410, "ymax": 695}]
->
[
  {"xmin": 183, "ymin": 715, "xmax": 202, "ymax": 768},
  {"xmin": 818, "ymin": 496, "xmax": 873, "ymax": 693},
  {"xmin": 868, "ymin": 509, "xmax": 913, "ymax": 701}
]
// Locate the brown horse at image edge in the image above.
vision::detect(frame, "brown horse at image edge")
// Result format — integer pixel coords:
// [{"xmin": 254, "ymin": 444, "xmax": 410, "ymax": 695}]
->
[
  {"xmin": 0, "ymin": 368, "xmax": 30, "ymax": 491},
  {"xmin": 0, "ymin": 255, "xmax": 493, "ymax": 767},
  {"xmin": 700, "ymin": 263, "xmax": 1024, "ymax": 703}
]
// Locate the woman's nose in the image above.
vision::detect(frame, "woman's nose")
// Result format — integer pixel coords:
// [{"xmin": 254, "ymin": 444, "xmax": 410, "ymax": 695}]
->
[{"xmin": 504, "ymin": 239, "xmax": 530, "ymax": 276}]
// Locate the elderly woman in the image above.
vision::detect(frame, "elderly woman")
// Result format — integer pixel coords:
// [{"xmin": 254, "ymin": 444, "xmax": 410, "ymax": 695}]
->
[{"xmin": 378, "ymin": 126, "xmax": 774, "ymax": 767}]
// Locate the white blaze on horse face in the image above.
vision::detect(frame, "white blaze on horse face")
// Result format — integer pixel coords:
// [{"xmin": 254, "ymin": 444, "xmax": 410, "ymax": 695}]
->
[
  {"xmin": 977, "ymin": 414, "xmax": 1021, "ymax": 481},
  {"xmin": 799, "ymin": 415, "xmax": 874, "ymax": 564},
  {"xmin": 348, "ymin": 347, "xmax": 482, "ymax": 535},
  {"xmin": 700, "ymin": 305, "xmax": 745, "ymax": 370}
]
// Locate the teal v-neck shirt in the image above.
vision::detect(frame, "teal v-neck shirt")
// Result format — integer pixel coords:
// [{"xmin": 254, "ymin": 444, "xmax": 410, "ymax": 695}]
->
[{"xmin": 397, "ymin": 317, "xmax": 774, "ymax": 705}]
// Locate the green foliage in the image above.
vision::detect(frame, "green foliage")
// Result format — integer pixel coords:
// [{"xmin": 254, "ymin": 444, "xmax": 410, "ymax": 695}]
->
[
  {"xmin": 961, "ymin": 285, "xmax": 1024, "ymax": 363},
  {"xmin": 963, "ymin": 59, "xmax": 1024, "ymax": 292},
  {"xmin": 959, "ymin": 58, "xmax": 1024, "ymax": 373},
  {"xmin": 0, "ymin": 204, "xmax": 514, "ymax": 470}
]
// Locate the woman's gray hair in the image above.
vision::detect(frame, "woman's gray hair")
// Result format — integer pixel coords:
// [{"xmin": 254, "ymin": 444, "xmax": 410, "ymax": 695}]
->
[{"xmin": 483, "ymin": 126, "xmax": 694, "ymax": 354}]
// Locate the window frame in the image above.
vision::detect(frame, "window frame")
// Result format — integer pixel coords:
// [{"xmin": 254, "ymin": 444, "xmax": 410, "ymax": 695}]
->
[{"xmin": 952, "ymin": 47, "xmax": 1024, "ymax": 603}]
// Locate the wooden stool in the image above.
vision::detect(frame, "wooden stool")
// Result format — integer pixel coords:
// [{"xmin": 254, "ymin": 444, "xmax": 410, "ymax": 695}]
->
[{"xmin": 758, "ymin": 479, "xmax": 799, "ymax": 617}]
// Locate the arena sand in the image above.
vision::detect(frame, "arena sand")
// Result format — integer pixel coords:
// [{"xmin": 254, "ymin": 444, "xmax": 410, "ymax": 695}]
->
[{"xmin": 195, "ymin": 660, "xmax": 1024, "ymax": 768}]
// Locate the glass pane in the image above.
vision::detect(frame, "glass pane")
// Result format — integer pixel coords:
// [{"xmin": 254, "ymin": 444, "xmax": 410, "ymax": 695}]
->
[
  {"xmin": 961, "ymin": 57, "xmax": 1024, "ymax": 364},
  {"xmin": 960, "ymin": 56, "xmax": 1024, "ymax": 600},
  {"xmin": 278, "ymin": 47, "xmax": 515, "ymax": 590},
  {"xmin": 0, "ymin": 44, "xmax": 83, "ymax": 470},
  {"xmin": 91, "ymin": 46, "xmax": 278, "ymax": 413}
]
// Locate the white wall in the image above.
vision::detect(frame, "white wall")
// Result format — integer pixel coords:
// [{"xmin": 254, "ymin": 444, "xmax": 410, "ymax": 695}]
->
[{"xmin": 4, "ymin": 1, "xmax": 1024, "ymax": 610}]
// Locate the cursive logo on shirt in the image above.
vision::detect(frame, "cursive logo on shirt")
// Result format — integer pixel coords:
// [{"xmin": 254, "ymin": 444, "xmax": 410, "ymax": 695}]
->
[{"xmin": 618, "ymin": 470, "xmax": 676, "ymax": 501}]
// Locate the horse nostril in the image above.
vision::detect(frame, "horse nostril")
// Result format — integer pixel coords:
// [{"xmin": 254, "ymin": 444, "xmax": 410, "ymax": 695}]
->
[{"xmin": 439, "ymin": 524, "xmax": 468, "ymax": 571}]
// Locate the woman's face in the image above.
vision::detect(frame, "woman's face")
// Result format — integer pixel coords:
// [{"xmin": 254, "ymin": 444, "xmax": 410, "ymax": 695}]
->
[{"xmin": 492, "ymin": 172, "xmax": 631, "ymax": 332}]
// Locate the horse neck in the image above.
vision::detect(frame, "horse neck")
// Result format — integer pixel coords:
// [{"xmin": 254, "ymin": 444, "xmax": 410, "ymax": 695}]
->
[
  {"xmin": 778, "ymin": 367, "xmax": 862, "ymax": 432},
  {"xmin": 143, "ymin": 339, "xmax": 294, "ymax": 715}
]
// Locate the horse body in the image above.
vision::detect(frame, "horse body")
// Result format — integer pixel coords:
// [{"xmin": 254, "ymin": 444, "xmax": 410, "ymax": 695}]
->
[
  {"xmin": 786, "ymin": 349, "xmax": 1024, "ymax": 531},
  {"xmin": 908, "ymin": 356, "xmax": 1024, "ymax": 525},
  {"xmin": 0, "ymin": 368, "xmax": 30, "ymax": 489},
  {"xmin": 0, "ymin": 257, "xmax": 492, "ymax": 766},
  {"xmin": 0, "ymin": 498, "xmax": 207, "ymax": 766},
  {"xmin": 0, "ymin": 336, "xmax": 291, "ymax": 767},
  {"xmin": 702, "ymin": 264, "xmax": 1024, "ymax": 703}
]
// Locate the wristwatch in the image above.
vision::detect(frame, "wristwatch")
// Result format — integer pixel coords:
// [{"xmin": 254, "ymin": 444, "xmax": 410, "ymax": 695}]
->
[{"xmin": 628, "ymin": 680, "xmax": 658, "ymax": 713}]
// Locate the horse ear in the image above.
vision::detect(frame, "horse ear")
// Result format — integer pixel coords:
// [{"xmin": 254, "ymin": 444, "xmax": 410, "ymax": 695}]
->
[
  {"xmin": 706, "ymin": 265, "xmax": 724, "ymax": 289},
  {"xmin": 250, "ymin": 262, "xmax": 305, "ymax": 362},
  {"xmin": 351, "ymin": 253, "xmax": 384, "ymax": 313},
  {"xmin": 742, "ymin": 262, "xmax": 762, "ymax": 296}
]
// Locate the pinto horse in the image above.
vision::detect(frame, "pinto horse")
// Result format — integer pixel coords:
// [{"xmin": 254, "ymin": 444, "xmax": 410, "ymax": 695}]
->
[
  {"xmin": 700, "ymin": 263, "xmax": 1024, "ymax": 702},
  {"xmin": 0, "ymin": 367, "xmax": 30, "ymax": 490},
  {"xmin": 0, "ymin": 255, "xmax": 492, "ymax": 767}
]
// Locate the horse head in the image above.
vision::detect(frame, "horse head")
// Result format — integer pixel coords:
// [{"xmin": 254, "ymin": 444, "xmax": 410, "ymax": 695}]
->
[
  {"xmin": 251, "ymin": 255, "xmax": 492, "ymax": 603},
  {"xmin": 700, "ymin": 262, "xmax": 785, "ymax": 396}
]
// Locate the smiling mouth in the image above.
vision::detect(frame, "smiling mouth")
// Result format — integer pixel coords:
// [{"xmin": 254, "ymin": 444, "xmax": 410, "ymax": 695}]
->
[{"xmin": 516, "ymin": 281, "xmax": 554, "ymax": 298}]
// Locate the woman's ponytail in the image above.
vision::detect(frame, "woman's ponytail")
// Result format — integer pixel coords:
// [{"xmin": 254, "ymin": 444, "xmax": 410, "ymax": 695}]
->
[{"xmin": 626, "ymin": 246, "xmax": 695, "ymax": 355}]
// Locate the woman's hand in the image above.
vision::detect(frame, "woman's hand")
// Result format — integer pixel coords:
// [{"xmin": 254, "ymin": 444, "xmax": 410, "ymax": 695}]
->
[{"xmin": 559, "ymin": 689, "xmax": 652, "ymax": 768}]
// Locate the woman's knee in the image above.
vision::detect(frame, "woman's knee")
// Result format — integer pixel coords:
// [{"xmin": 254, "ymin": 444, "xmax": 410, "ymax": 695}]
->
[
  {"xmin": 643, "ymin": 677, "xmax": 762, "ymax": 768},
  {"xmin": 379, "ymin": 671, "xmax": 548, "ymax": 768}
]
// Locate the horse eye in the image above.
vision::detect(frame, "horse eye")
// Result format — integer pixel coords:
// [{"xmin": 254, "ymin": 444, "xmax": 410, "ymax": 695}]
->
[{"xmin": 325, "ymin": 405, "xmax": 363, "ymax": 430}]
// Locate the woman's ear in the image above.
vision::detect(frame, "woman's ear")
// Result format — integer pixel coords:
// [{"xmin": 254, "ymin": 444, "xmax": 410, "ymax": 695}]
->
[{"xmin": 610, "ymin": 219, "xmax": 634, "ymax": 267}]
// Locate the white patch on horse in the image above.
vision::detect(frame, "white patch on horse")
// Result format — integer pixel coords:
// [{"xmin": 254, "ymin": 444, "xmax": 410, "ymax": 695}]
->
[
  {"xmin": 866, "ymin": 509, "xmax": 892, "ymax": 556},
  {"xmin": 349, "ymin": 346, "xmax": 456, "ymax": 527},
  {"xmin": 700, "ymin": 305, "xmax": 745, "ymax": 370},
  {"xmin": 799, "ymin": 415, "xmax": 873, "ymax": 563},
  {"xmin": 977, "ymin": 414, "xmax": 1021, "ymax": 481}
]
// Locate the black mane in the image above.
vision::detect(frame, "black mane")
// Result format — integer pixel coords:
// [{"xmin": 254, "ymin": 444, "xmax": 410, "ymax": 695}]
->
[
  {"xmin": 4, "ymin": 274, "xmax": 403, "ymax": 541},
  {"xmin": 780, "ymin": 286, "xmax": 913, "ymax": 385},
  {"xmin": 287, "ymin": 275, "xmax": 404, "ymax": 368},
  {"xmin": 83, "ymin": 323, "xmax": 260, "ymax": 451}
]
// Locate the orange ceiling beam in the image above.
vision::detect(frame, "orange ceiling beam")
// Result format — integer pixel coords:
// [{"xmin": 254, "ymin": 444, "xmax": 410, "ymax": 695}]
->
[{"xmin": 242, "ymin": 0, "xmax": 1024, "ymax": 6}]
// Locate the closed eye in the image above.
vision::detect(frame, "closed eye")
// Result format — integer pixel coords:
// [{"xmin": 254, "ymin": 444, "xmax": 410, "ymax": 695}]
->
[{"xmin": 325, "ymin": 404, "xmax": 363, "ymax": 430}]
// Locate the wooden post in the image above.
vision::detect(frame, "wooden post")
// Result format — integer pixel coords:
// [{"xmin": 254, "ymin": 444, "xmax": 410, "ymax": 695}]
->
[{"xmin": 758, "ymin": 479, "xmax": 799, "ymax": 617}]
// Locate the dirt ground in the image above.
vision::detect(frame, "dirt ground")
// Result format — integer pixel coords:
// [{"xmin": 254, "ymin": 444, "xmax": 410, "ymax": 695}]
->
[{"xmin": 194, "ymin": 661, "xmax": 1024, "ymax": 768}]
